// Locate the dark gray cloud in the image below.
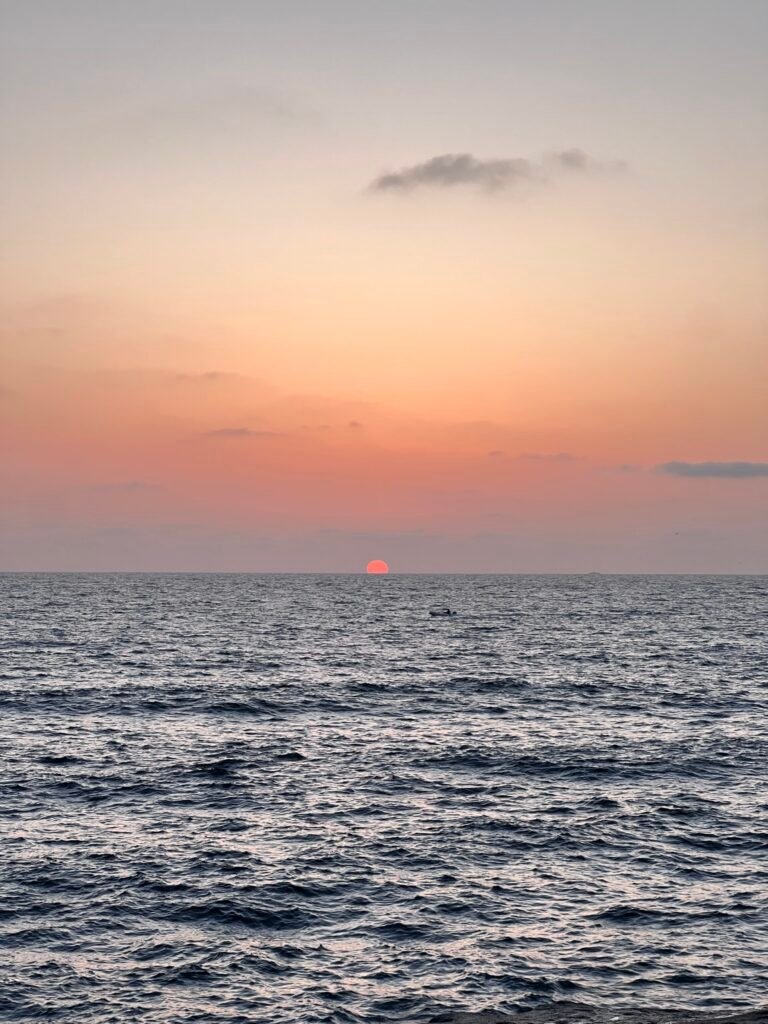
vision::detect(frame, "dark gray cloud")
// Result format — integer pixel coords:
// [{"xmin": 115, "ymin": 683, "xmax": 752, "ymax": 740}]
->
[
  {"xmin": 369, "ymin": 149, "xmax": 623, "ymax": 194},
  {"xmin": 371, "ymin": 154, "xmax": 536, "ymax": 193},
  {"xmin": 658, "ymin": 461, "xmax": 768, "ymax": 478},
  {"xmin": 204, "ymin": 428, "xmax": 279, "ymax": 439}
]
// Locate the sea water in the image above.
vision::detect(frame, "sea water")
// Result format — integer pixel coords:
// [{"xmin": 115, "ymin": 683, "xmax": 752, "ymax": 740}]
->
[{"xmin": 1, "ymin": 573, "xmax": 766, "ymax": 1022}]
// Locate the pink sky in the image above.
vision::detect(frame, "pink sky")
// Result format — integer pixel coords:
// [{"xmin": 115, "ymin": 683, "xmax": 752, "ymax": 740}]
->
[{"xmin": 2, "ymin": 2, "xmax": 767, "ymax": 571}]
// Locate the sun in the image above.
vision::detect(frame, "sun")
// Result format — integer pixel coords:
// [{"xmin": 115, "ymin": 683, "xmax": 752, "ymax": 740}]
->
[{"xmin": 366, "ymin": 559, "xmax": 390, "ymax": 574}]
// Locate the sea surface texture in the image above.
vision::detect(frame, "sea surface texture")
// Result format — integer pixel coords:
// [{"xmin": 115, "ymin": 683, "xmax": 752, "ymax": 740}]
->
[{"xmin": 1, "ymin": 573, "xmax": 767, "ymax": 1023}]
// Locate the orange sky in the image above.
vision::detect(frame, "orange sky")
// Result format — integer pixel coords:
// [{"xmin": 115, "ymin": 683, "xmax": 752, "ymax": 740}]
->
[{"xmin": 1, "ymin": 2, "xmax": 767, "ymax": 571}]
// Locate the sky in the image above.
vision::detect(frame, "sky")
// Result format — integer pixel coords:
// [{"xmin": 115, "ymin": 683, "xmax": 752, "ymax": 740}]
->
[{"xmin": 1, "ymin": 0, "xmax": 767, "ymax": 572}]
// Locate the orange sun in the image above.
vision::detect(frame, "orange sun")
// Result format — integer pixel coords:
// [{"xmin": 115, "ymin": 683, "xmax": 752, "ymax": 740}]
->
[{"xmin": 366, "ymin": 559, "xmax": 390, "ymax": 574}]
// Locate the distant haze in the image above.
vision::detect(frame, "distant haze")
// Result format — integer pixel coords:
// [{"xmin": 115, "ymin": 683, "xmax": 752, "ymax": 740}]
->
[{"xmin": 1, "ymin": 1, "xmax": 767, "ymax": 572}]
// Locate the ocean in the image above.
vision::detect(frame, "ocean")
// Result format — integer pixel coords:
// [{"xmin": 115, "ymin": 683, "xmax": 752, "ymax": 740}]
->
[{"xmin": 1, "ymin": 573, "xmax": 767, "ymax": 1023}]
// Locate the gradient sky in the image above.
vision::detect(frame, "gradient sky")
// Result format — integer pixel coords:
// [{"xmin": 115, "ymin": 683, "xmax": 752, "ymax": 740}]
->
[{"xmin": 2, "ymin": 0, "xmax": 767, "ymax": 572}]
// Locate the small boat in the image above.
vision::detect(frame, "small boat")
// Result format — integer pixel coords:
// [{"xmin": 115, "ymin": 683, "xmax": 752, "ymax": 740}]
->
[{"xmin": 429, "ymin": 604, "xmax": 456, "ymax": 617}]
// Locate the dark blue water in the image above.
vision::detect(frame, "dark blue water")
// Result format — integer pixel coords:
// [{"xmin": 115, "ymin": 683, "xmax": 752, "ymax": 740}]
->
[{"xmin": 1, "ymin": 574, "xmax": 767, "ymax": 1023}]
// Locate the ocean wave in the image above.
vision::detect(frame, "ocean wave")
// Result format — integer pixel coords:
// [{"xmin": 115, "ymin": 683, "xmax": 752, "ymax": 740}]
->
[{"xmin": 1, "ymin": 573, "xmax": 767, "ymax": 1022}]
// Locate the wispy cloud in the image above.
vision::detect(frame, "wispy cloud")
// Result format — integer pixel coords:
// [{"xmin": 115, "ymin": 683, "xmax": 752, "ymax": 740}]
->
[
  {"xmin": 173, "ymin": 371, "xmax": 239, "ymax": 383},
  {"xmin": 369, "ymin": 149, "xmax": 624, "ymax": 194},
  {"xmin": 203, "ymin": 428, "xmax": 280, "ymax": 439},
  {"xmin": 658, "ymin": 461, "xmax": 768, "ymax": 478},
  {"xmin": 602, "ymin": 463, "xmax": 643, "ymax": 474},
  {"xmin": 100, "ymin": 88, "xmax": 320, "ymax": 144},
  {"xmin": 518, "ymin": 452, "xmax": 577, "ymax": 462}
]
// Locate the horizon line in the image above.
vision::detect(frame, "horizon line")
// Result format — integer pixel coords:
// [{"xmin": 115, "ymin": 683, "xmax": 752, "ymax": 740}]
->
[{"xmin": 1, "ymin": 570, "xmax": 766, "ymax": 577}]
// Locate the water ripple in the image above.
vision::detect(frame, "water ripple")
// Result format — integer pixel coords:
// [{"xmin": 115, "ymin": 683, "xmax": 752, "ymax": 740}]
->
[{"xmin": 0, "ymin": 573, "xmax": 767, "ymax": 1022}]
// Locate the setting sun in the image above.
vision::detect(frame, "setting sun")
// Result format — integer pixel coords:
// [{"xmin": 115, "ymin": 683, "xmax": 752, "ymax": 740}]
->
[{"xmin": 366, "ymin": 560, "xmax": 390, "ymax": 574}]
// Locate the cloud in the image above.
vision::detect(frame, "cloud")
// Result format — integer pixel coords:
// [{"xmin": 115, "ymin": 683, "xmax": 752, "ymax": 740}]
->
[
  {"xmin": 371, "ymin": 154, "xmax": 536, "ymax": 193},
  {"xmin": 518, "ymin": 452, "xmax": 577, "ymax": 462},
  {"xmin": 100, "ymin": 88, "xmax": 320, "ymax": 145},
  {"xmin": 347, "ymin": 420, "xmax": 363, "ymax": 430},
  {"xmin": 602, "ymin": 463, "xmax": 642, "ymax": 474},
  {"xmin": 545, "ymin": 148, "xmax": 626, "ymax": 173},
  {"xmin": 369, "ymin": 149, "xmax": 624, "ymax": 194},
  {"xmin": 173, "ymin": 371, "xmax": 239, "ymax": 383},
  {"xmin": 488, "ymin": 450, "xmax": 504, "ymax": 459},
  {"xmin": 658, "ymin": 461, "xmax": 768, "ymax": 478},
  {"xmin": 203, "ymin": 428, "xmax": 280, "ymax": 439}
]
